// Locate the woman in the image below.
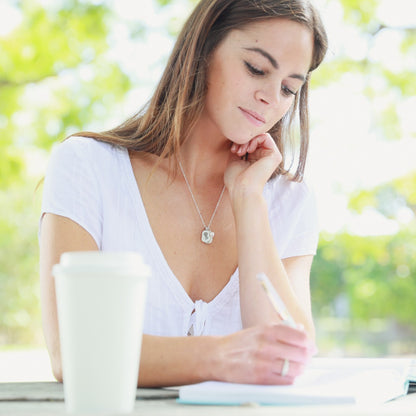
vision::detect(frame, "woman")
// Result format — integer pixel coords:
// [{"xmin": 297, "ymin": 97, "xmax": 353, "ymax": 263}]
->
[{"xmin": 40, "ymin": 0, "xmax": 328, "ymax": 387}]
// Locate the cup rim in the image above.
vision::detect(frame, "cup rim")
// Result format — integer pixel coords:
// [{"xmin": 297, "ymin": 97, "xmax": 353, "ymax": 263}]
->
[{"xmin": 53, "ymin": 251, "xmax": 151, "ymax": 278}]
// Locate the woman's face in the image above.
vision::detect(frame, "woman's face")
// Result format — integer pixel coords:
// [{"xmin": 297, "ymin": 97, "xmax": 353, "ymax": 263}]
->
[{"xmin": 203, "ymin": 18, "xmax": 313, "ymax": 144}]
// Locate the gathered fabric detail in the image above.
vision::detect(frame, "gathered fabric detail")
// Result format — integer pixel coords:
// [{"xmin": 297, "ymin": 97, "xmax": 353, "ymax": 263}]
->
[{"xmin": 186, "ymin": 300, "xmax": 209, "ymax": 336}]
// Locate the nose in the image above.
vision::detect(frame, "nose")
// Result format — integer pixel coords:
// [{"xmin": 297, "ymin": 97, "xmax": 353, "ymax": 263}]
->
[{"xmin": 255, "ymin": 81, "xmax": 280, "ymax": 107}]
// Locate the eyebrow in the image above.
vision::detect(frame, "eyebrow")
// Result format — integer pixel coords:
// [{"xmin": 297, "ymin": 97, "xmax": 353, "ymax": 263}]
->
[{"xmin": 243, "ymin": 47, "xmax": 306, "ymax": 82}]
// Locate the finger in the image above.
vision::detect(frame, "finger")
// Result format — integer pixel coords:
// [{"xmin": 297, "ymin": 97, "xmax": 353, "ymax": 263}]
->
[
  {"xmin": 231, "ymin": 143, "xmax": 245, "ymax": 154},
  {"xmin": 274, "ymin": 342, "xmax": 312, "ymax": 365},
  {"xmin": 237, "ymin": 144, "xmax": 249, "ymax": 156},
  {"xmin": 266, "ymin": 325, "xmax": 317, "ymax": 359},
  {"xmin": 260, "ymin": 324, "xmax": 307, "ymax": 346},
  {"xmin": 230, "ymin": 143, "xmax": 242, "ymax": 155},
  {"xmin": 244, "ymin": 134, "xmax": 268, "ymax": 154},
  {"xmin": 247, "ymin": 138, "xmax": 260, "ymax": 153},
  {"xmin": 255, "ymin": 336, "xmax": 312, "ymax": 365},
  {"xmin": 251, "ymin": 133, "xmax": 277, "ymax": 151},
  {"xmin": 272, "ymin": 358, "xmax": 305, "ymax": 378},
  {"xmin": 233, "ymin": 133, "xmax": 275, "ymax": 155},
  {"xmin": 250, "ymin": 360, "xmax": 299, "ymax": 385},
  {"xmin": 261, "ymin": 358, "xmax": 307, "ymax": 385},
  {"xmin": 269, "ymin": 324, "xmax": 315, "ymax": 350},
  {"xmin": 246, "ymin": 135, "xmax": 282, "ymax": 167}
]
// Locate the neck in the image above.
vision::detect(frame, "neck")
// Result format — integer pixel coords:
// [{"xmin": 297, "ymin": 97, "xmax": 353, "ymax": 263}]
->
[{"xmin": 178, "ymin": 115, "xmax": 231, "ymax": 188}]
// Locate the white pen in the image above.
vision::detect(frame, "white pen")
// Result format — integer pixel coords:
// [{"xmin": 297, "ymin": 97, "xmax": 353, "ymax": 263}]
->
[{"xmin": 256, "ymin": 273, "xmax": 297, "ymax": 328}]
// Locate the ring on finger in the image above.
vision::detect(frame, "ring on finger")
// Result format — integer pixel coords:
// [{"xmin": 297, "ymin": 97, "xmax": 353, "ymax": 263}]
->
[{"xmin": 281, "ymin": 359, "xmax": 290, "ymax": 377}]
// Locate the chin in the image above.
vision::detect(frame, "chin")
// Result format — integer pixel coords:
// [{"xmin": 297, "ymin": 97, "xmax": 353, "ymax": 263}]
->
[{"xmin": 226, "ymin": 129, "xmax": 259, "ymax": 145}]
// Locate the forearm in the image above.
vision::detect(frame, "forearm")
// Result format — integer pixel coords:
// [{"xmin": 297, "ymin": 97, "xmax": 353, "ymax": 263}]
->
[
  {"xmin": 233, "ymin": 188, "xmax": 315, "ymax": 337},
  {"xmin": 138, "ymin": 334, "xmax": 220, "ymax": 387},
  {"xmin": 40, "ymin": 300, "xmax": 63, "ymax": 382}
]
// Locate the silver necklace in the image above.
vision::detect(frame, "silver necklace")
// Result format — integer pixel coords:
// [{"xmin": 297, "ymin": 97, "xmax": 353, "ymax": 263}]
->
[{"xmin": 179, "ymin": 161, "xmax": 226, "ymax": 245}]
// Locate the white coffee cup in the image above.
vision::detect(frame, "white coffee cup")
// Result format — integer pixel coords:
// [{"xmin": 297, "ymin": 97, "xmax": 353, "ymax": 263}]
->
[{"xmin": 53, "ymin": 251, "xmax": 150, "ymax": 414}]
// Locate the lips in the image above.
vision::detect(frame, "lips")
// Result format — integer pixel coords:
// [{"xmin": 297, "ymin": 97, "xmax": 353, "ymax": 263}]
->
[{"xmin": 239, "ymin": 107, "xmax": 266, "ymax": 127}]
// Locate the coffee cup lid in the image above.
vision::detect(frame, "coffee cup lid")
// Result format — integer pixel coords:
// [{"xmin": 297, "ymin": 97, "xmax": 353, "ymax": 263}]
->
[{"xmin": 54, "ymin": 251, "xmax": 151, "ymax": 277}]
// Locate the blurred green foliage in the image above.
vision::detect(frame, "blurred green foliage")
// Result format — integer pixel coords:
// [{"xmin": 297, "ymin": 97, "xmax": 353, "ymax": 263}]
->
[
  {"xmin": 0, "ymin": 186, "xmax": 42, "ymax": 345},
  {"xmin": 312, "ymin": 227, "xmax": 416, "ymax": 327},
  {"xmin": 312, "ymin": 222, "xmax": 416, "ymax": 355},
  {"xmin": 339, "ymin": 0, "xmax": 379, "ymax": 27},
  {"xmin": 348, "ymin": 172, "xmax": 416, "ymax": 218},
  {"xmin": 0, "ymin": 0, "xmax": 415, "ymax": 355},
  {"xmin": 0, "ymin": 0, "xmax": 132, "ymax": 345}
]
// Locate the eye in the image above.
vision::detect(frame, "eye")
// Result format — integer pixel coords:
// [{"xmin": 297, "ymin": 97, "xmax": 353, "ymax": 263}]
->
[
  {"xmin": 281, "ymin": 85, "xmax": 296, "ymax": 97},
  {"xmin": 244, "ymin": 61, "xmax": 265, "ymax": 76}
]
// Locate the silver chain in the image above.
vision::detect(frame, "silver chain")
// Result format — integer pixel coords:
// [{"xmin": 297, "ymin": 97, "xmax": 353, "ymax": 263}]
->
[{"xmin": 179, "ymin": 160, "xmax": 226, "ymax": 231}]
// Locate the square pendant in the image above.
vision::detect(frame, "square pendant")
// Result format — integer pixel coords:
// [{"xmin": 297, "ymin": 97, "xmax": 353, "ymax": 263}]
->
[{"xmin": 201, "ymin": 229, "xmax": 214, "ymax": 244}]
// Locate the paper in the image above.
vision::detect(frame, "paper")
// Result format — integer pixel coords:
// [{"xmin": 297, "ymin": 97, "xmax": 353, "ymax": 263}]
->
[{"xmin": 178, "ymin": 358, "xmax": 411, "ymax": 406}]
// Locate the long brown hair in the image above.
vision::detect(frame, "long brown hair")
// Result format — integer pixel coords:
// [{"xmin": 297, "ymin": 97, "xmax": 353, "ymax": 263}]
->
[{"xmin": 73, "ymin": 0, "xmax": 328, "ymax": 181}]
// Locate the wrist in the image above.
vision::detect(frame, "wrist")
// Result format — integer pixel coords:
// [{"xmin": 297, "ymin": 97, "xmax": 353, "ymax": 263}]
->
[
  {"xmin": 231, "ymin": 186, "xmax": 266, "ymax": 217},
  {"xmin": 197, "ymin": 335, "xmax": 223, "ymax": 382},
  {"xmin": 199, "ymin": 335, "xmax": 228, "ymax": 382}
]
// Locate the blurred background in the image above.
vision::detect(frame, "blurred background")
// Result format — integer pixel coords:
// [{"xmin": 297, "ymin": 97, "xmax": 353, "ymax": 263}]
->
[{"xmin": 0, "ymin": 0, "xmax": 415, "ymax": 380}]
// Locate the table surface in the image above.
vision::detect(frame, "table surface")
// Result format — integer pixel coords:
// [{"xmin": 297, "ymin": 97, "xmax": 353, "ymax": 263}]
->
[{"xmin": 0, "ymin": 381, "xmax": 415, "ymax": 416}]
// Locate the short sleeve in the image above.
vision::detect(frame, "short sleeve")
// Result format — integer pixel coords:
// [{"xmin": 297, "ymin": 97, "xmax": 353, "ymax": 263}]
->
[
  {"xmin": 40, "ymin": 137, "xmax": 103, "ymax": 248},
  {"xmin": 266, "ymin": 177, "xmax": 319, "ymax": 259},
  {"xmin": 280, "ymin": 185, "xmax": 319, "ymax": 258}
]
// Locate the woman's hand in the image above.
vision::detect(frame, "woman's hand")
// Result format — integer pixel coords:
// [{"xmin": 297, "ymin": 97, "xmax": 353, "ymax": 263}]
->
[
  {"xmin": 215, "ymin": 324, "xmax": 316, "ymax": 385},
  {"xmin": 224, "ymin": 133, "xmax": 282, "ymax": 201}
]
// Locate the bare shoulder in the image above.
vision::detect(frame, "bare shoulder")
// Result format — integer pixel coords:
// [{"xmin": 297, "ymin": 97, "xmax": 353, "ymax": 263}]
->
[{"xmin": 129, "ymin": 150, "xmax": 174, "ymax": 190}]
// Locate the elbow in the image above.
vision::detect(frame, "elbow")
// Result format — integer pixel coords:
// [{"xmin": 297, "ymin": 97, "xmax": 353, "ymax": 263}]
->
[
  {"xmin": 49, "ymin": 353, "xmax": 63, "ymax": 383},
  {"xmin": 52, "ymin": 362, "xmax": 63, "ymax": 383},
  {"xmin": 53, "ymin": 365, "xmax": 63, "ymax": 383}
]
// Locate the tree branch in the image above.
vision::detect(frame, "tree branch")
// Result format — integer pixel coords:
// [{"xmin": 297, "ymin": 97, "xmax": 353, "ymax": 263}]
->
[
  {"xmin": 0, "ymin": 73, "xmax": 58, "ymax": 88},
  {"xmin": 371, "ymin": 23, "xmax": 416, "ymax": 36}
]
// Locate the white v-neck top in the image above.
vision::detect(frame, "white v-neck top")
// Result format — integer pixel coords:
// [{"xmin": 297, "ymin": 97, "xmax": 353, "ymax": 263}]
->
[{"xmin": 40, "ymin": 137, "xmax": 319, "ymax": 337}]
